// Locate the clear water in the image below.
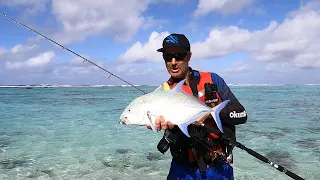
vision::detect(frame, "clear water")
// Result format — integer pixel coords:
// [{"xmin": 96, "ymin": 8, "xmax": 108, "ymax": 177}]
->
[{"xmin": 0, "ymin": 85, "xmax": 319, "ymax": 180}]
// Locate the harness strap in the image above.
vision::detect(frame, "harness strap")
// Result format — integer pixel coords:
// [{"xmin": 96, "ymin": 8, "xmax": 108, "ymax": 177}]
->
[
  {"xmin": 189, "ymin": 70, "xmax": 200, "ymax": 97},
  {"xmin": 189, "ymin": 70, "xmax": 208, "ymax": 176},
  {"xmin": 192, "ymin": 148, "xmax": 207, "ymax": 179}
]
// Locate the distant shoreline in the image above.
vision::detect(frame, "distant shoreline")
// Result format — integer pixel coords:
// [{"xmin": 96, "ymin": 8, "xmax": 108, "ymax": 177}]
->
[
  {"xmin": 0, "ymin": 85, "xmax": 151, "ymax": 88},
  {"xmin": 0, "ymin": 84, "xmax": 319, "ymax": 88}
]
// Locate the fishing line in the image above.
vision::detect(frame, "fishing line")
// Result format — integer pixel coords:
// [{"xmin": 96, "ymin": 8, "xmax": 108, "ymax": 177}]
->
[{"xmin": 0, "ymin": 11, "xmax": 148, "ymax": 96}]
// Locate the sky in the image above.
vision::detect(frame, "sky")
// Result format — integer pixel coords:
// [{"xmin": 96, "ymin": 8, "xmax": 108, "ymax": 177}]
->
[{"xmin": 0, "ymin": 0, "xmax": 320, "ymax": 86}]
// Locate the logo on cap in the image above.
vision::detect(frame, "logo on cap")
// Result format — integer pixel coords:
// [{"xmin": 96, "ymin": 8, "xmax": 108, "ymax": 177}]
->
[{"xmin": 165, "ymin": 35, "xmax": 178, "ymax": 44}]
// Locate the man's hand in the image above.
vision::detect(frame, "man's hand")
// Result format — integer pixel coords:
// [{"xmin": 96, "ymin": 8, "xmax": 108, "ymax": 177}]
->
[{"xmin": 146, "ymin": 115, "xmax": 175, "ymax": 131}]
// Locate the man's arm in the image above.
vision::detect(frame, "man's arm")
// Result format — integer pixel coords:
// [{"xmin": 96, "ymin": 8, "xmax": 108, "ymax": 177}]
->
[{"xmin": 211, "ymin": 73, "xmax": 247, "ymax": 126}]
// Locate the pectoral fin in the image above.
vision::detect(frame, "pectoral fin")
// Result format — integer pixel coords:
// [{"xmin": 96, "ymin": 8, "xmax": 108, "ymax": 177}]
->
[
  {"xmin": 171, "ymin": 79, "xmax": 186, "ymax": 93},
  {"xmin": 146, "ymin": 111, "xmax": 157, "ymax": 132}
]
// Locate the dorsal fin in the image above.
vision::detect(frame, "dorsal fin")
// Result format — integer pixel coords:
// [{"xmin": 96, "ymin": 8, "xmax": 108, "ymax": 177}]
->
[{"xmin": 171, "ymin": 79, "xmax": 186, "ymax": 93}]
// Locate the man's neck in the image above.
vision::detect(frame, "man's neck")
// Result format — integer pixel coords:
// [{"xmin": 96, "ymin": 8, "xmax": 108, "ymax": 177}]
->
[{"xmin": 170, "ymin": 67, "xmax": 193, "ymax": 85}]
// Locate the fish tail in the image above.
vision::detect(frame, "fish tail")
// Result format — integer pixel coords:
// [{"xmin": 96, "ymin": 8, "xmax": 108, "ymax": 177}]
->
[{"xmin": 210, "ymin": 100, "xmax": 230, "ymax": 133}]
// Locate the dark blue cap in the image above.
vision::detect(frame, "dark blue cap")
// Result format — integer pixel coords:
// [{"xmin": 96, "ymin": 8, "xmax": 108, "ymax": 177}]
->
[{"xmin": 157, "ymin": 33, "xmax": 190, "ymax": 52}]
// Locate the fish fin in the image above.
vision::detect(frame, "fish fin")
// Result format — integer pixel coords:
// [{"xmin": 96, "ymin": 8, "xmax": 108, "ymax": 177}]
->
[
  {"xmin": 153, "ymin": 83, "xmax": 171, "ymax": 92},
  {"xmin": 178, "ymin": 111, "xmax": 209, "ymax": 138},
  {"xmin": 194, "ymin": 112, "xmax": 212, "ymax": 125},
  {"xmin": 210, "ymin": 100, "xmax": 230, "ymax": 133},
  {"xmin": 171, "ymin": 79, "xmax": 186, "ymax": 93},
  {"xmin": 146, "ymin": 111, "xmax": 157, "ymax": 132},
  {"xmin": 152, "ymin": 85, "xmax": 163, "ymax": 92}
]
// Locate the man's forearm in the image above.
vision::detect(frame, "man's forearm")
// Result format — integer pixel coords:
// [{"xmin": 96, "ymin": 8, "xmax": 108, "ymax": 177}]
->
[{"xmin": 219, "ymin": 100, "xmax": 247, "ymax": 126}]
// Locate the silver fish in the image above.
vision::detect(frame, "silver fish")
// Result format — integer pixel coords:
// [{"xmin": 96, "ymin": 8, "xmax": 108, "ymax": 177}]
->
[{"xmin": 119, "ymin": 79, "xmax": 230, "ymax": 137}]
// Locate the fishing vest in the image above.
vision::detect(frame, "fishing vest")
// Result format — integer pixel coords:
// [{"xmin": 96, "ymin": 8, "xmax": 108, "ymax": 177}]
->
[{"xmin": 167, "ymin": 69, "xmax": 224, "ymax": 165}]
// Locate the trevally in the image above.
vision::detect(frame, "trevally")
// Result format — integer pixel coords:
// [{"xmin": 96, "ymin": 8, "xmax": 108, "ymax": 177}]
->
[{"xmin": 119, "ymin": 79, "xmax": 230, "ymax": 137}]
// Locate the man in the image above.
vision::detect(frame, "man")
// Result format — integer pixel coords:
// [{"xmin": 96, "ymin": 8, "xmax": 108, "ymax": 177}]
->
[{"xmin": 148, "ymin": 33, "xmax": 247, "ymax": 180}]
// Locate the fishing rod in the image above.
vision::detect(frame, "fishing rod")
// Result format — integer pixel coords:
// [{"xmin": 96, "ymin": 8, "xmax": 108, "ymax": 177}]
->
[
  {"xmin": 200, "ymin": 124, "xmax": 305, "ymax": 180},
  {"xmin": 0, "ymin": 11, "xmax": 147, "ymax": 95}
]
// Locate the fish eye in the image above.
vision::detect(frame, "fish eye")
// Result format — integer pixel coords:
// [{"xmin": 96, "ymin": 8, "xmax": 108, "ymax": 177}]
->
[{"xmin": 128, "ymin": 109, "xmax": 131, "ymax": 112}]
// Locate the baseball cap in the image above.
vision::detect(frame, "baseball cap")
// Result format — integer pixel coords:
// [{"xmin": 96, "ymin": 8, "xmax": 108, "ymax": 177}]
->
[{"xmin": 157, "ymin": 33, "xmax": 190, "ymax": 52}]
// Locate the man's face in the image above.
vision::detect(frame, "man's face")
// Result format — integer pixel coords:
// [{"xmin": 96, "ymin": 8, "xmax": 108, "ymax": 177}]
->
[{"xmin": 163, "ymin": 47, "xmax": 191, "ymax": 79}]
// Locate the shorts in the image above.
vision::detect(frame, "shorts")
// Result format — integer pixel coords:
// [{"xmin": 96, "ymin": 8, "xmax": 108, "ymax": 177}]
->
[{"xmin": 167, "ymin": 161, "xmax": 233, "ymax": 180}]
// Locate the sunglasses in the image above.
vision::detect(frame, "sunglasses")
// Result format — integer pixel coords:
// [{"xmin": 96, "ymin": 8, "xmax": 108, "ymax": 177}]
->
[{"xmin": 163, "ymin": 52, "xmax": 188, "ymax": 62}]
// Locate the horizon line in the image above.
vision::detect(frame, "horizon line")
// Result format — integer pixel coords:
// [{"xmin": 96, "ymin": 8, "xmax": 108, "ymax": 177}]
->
[{"xmin": 0, "ymin": 83, "xmax": 320, "ymax": 88}]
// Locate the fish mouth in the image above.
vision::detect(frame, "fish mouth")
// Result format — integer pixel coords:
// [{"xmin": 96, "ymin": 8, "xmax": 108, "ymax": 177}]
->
[{"xmin": 119, "ymin": 117, "xmax": 127, "ymax": 125}]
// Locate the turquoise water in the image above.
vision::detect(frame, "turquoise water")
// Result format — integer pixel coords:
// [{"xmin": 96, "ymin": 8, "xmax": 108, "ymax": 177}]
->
[{"xmin": 0, "ymin": 85, "xmax": 319, "ymax": 180}]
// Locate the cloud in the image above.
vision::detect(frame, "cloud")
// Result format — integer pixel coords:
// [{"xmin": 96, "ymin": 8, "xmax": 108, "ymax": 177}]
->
[
  {"xmin": 120, "ymin": 0, "xmax": 320, "ymax": 71},
  {"xmin": 112, "ymin": 62, "xmax": 168, "ymax": 86},
  {"xmin": 153, "ymin": 0, "xmax": 188, "ymax": 4},
  {"xmin": 265, "ymin": 62, "xmax": 296, "ymax": 74},
  {"xmin": 0, "ymin": 0, "xmax": 47, "ymax": 6},
  {"xmin": 122, "ymin": 67, "xmax": 154, "ymax": 76},
  {"xmin": 118, "ymin": 22, "xmax": 275, "ymax": 63},
  {"xmin": 116, "ymin": 31, "xmax": 170, "ymax": 64},
  {"xmin": 51, "ymin": 0, "xmax": 149, "ymax": 44},
  {"xmin": 142, "ymin": 16, "xmax": 169, "ymax": 30},
  {"xmin": 51, "ymin": 0, "xmax": 177, "ymax": 45},
  {"xmin": 192, "ymin": 0, "xmax": 254, "ymax": 17},
  {"xmin": 0, "ymin": 0, "xmax": 48, "ymax": 16},
  {"xmin": 1, "ymin": 44, "xmax": 42, "ymax": 63},
  {"xmin": 10, "ymin": 44, "xmax": 39, "ymax": 54},
  {"xmin": 2, "ymin": 0, "xmax": 319, "ymax": 85},
  {"xmin": 115, "ymin": 62, "xmax": 166, "ymax": 76},
  {"xmin": 223, "ymin": 61, "xmax": 251, "ymax": 73},
  {"xmin": 49, "ymin": 56, "xmax": 166, "ymax": 85},
  {"xmin": 0, "ymin": 49, "xmax": 107, "ymax": 85},
  {"xmin": 64, "ymin": 56, "xmax": 105, "ymax": 75},
  {"xmin": 50, "ymin": 0, "xmax": 189, "ymax": 45},
  {"xmin": 191, "ymin": 23, "xmax": 277, "ymax": 60},
  {"xmin": 0, "ymin": 47, "xmax": 7, "ymax": 57},
  {"xmin": 252, "ymin": 2, "xmax": 320, "ymax": 69},
  {"xmin": 53, "ymin": 60, "xmax": 97, "ymax": 78},
  {"xmin": 0, "ymin": 43, "xmax": 56, "ymax": 84},
  {"xmin": 6, "ymin": 51, "xmax": 55, "ymax": 70}
]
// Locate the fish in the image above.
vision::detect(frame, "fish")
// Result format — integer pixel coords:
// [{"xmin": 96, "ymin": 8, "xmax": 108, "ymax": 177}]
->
[{"xmin": 119, "ymin": 79, "xmax": 230, "ymax": 137}]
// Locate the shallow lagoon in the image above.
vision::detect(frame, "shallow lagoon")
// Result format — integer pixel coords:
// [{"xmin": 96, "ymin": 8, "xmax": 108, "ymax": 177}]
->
[{"xmin": 0, "ymin": 85, "xmax": 319, "ymax": 179}]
